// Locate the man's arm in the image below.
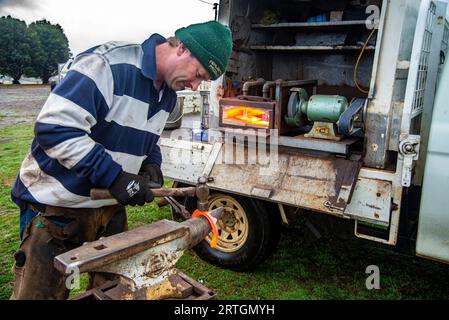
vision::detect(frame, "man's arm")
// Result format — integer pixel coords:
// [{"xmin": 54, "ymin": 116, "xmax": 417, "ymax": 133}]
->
[
  {"xmin": 142, "ymin": 141, "xmax": 162, "ymax": 167},
  {"xmin": 139, "ymin": 139, "xmax": 164, "ymax": 188},
  {"xmin": 35, "ymin": 53, "xmax": 122, "ymax": 188}
]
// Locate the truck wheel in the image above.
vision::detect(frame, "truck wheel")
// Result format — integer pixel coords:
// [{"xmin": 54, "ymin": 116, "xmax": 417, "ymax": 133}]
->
[{"xmin": 185, "ymin": 193, "xmax": 281, "ymax": 271}]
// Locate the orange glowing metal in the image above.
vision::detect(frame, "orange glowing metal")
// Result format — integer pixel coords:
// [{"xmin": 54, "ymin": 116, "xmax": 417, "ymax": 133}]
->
[
  {"xmin": 223, "ymin": 106, "xmax": 270, "ymax": 128},
  {"xmin": 192, "ymin": 210, "xmax": 219, "ymax": 248}
]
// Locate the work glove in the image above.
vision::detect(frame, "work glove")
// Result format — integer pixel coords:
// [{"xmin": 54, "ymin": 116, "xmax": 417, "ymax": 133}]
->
[
  {"xmin": 109, "ymin": 171, "xmax": 154, "ymax": 206},
  {"xmin": 139, "ymin": 163, "xmax": 164, "ymax": 188}
]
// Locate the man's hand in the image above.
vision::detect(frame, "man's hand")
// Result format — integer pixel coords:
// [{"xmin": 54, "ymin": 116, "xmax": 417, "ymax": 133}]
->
[
  {"xmin": 139, "ymin": 164, "xmax": 164, "ymax": 188},
  {"xmin": 110, "ymin": 171, "xmax": 154, "ymax": 206}
]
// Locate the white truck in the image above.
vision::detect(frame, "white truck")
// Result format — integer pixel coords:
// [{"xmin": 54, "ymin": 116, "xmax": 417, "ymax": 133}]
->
[{"xmin": 160, "ymin": 0, "xmax": 449, "ymax": 270}]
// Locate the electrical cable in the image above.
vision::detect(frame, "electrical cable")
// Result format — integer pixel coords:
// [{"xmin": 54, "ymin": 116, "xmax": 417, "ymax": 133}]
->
[
  {"xmin": 197, "ymin": 0, "xmax": 215, "ymax": 6},
  {"xmin": 196, "ymin": 0, "xmax": 219, "ymax": 20},
  {"xmin": 354, "ymin": 27, "xmax": 378, "ymax": 94}
]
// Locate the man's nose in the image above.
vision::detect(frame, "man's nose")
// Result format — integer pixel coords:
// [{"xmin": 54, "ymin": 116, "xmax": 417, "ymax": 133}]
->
[{"xmin": 190, "ymin": 79, "xmax": 202, "ymax": 91}]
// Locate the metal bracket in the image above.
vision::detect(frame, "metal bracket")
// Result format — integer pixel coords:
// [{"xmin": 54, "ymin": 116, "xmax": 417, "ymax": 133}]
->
[
  {"xmin": 324, "ymin": 201, "xmax": 346, "ymax": 213},
  {"xmin": 399, "ymin": 135, "xmax": 420, "ymax": 187}
]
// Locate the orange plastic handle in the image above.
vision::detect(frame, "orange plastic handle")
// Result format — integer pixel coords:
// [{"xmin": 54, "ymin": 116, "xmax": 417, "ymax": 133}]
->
[{"xmin": 192, "ymin": 209, "xmax": 219, "ymax": 248}]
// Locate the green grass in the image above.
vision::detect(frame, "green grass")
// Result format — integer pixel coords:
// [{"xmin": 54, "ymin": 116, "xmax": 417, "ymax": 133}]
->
[
  {"xmin": 1, "ymin": 122, "xmax": 449, "ymax": 300},
  {"xmin": 0, "ymin": 123, "xmax": 35, "ymax": 299}
]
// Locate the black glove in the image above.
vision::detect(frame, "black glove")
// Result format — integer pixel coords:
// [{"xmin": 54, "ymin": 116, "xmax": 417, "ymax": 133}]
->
[
  {"xmin": 139, "ymin": 163, "xmax": 164, "ymax": 188},
  {"xmin": 110, "ymin": 171, "xmax": 154, "ymax": 206}
]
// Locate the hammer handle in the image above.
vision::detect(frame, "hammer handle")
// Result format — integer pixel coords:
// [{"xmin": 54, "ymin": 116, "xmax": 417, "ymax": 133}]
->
[{"xmin": 90, "ymin": 187, "xmax": 196, "ymax": 200}]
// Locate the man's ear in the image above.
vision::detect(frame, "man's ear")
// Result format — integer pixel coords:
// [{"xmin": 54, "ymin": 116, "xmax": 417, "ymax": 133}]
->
[{"xmin": 176, "ymin": 43, "xmax": 188, "ymax": 56}]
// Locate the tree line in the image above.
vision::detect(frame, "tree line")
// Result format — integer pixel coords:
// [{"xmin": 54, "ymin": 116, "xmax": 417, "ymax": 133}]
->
[{"xmin": 0, "ymin": 15, "xmax": 71, "ymax": 84}]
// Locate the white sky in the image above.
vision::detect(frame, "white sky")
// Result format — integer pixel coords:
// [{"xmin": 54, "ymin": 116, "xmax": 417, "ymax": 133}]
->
[{"xmin": 0, "ymin": 0, "xmax": 217, "ymax": 55}]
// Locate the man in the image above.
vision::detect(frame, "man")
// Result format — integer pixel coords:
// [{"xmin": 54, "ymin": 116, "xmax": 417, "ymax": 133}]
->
[{"xmin": 10, "ymin": 20, "xmax": 232, "ymax": 300}]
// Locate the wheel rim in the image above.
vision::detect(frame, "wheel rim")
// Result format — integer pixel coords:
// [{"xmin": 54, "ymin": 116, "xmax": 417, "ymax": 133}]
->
[{"xmin": 206, "ymin": 194, "xmax": 249, "ymax": 253}]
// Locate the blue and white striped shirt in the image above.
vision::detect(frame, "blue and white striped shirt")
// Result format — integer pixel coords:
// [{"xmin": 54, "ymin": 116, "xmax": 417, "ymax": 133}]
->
[{"xmin": 11, "ymin": 34, "xmax": 177, "ymax": 209}]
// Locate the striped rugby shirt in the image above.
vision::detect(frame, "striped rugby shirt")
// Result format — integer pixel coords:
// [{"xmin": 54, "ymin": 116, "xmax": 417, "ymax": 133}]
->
[{"xmin": 11, "ymin": 33, "xmax": 177, "ymax": 210}]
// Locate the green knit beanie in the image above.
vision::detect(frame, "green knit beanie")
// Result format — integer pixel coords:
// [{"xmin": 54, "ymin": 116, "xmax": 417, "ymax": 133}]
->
[{"xmin": 175, "ymin": 20, "xmax": 232, "ymax": 80}]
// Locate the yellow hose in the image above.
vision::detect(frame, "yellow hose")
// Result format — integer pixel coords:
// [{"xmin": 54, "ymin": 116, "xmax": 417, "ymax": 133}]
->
[{"xmin": 354, "ymin": 27, "xmax": 378, "ymax": 94}]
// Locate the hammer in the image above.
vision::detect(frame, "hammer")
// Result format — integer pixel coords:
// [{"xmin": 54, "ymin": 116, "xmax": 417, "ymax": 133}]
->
[{"xmin": 90, "ymin": 177, "xmax": 210, "ymax": 217}]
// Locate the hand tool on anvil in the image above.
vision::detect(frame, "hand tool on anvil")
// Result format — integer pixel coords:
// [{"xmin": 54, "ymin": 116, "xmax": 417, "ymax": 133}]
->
[
  {"xmin": 54, "ymin": 205, "xmax": 223, "ymax": 300},
  {"xmin": 162, "ymin": 196, "xmax": 191, "ymax": 220},
  {"xmin": 90, "ymin": 186, "xmax": 197, "ymax": 200},
  {"xmin": 90, "ymin": 177, "xmax": 210, "ymax": 218}
]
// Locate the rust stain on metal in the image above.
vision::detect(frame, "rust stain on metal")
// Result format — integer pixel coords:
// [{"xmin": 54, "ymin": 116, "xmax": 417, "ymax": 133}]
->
[
  {"xmin": 143, "ymin": 251, "xmax": 181, "ymax": 279},
  {"xmin": 286, "ymin": 157, "xmax": 335, "ymax": 180},
  {"xmin": 282, "ymin": 155, "xmax": 338, "ymax": 201},
  {"xmin": 144, "ymin": 252, "xmax": 169, "ymax": 278},
  {"xmin": 145, "ymin": 278, "xmax": 177, "ymax": 300},
  {"xmin": 375, "ymin": 180, "xmax": 391, "ymax": 196},
  {"xmin": 145, "ymin": 274, "xmax": 193, "ymax": 300}
]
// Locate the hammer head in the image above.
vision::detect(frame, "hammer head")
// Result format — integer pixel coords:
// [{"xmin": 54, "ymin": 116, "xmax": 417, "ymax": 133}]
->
[{"xmin": 196, "ymin": 176, "xmax": 210, "ymax": 211}]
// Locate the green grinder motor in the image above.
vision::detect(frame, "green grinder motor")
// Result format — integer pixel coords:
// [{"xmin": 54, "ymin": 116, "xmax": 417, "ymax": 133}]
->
[{"xmin": 285, "ymin": 88, "xmax": 349, "ymax": 141}]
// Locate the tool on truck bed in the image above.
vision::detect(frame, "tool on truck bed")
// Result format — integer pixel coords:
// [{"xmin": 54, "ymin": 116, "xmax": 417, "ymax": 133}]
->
[{"xmin": 54, "ymin": 178, "xmax": 220, "ymax": 300}]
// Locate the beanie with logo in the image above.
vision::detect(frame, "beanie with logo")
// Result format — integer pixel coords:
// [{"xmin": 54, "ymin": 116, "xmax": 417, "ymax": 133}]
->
[{"xmin": 175, "ymin": 20, "xmax": 233, "ymax": 80}]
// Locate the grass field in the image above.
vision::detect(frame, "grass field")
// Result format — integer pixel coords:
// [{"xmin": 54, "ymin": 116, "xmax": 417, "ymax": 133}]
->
[{"xmin": 1, "ymin": 122, "xmax": 449, "ymax": 300}]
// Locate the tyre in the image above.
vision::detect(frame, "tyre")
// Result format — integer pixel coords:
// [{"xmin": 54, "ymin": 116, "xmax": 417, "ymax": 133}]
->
[
  {"xmin": 185, "ymin": 192, "xmax": 281, "ymax": 271},
  {"xmin": 164, "ymin": 96, "xmax": 184, "ymax": 130}
]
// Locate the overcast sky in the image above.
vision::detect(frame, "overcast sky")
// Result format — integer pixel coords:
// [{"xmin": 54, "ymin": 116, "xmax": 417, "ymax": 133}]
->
[{"xmin": 0, "ymin": 0, "xmax": 217, "ymax": 55}]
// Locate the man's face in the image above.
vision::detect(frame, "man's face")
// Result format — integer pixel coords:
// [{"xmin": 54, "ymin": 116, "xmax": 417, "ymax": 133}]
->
[{"xmin": 165, "ymin": 44, "xmax": 211, "ymax": 91}]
